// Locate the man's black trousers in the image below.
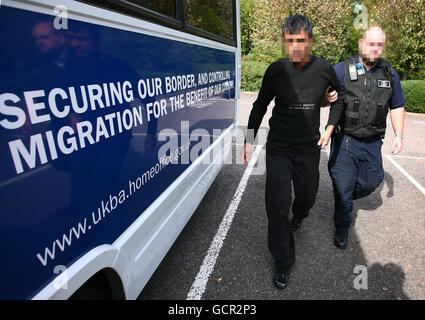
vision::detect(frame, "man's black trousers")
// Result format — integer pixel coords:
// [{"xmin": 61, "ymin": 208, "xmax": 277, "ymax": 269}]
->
[{"xmin": 265, "ymin": 140, "xmax": 321, "ymax": 273}]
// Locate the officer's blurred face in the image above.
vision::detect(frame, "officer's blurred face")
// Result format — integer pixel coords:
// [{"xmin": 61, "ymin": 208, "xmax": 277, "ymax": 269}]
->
[
  {"xmin": 359, "ymin": 27, "xmax": 386, "ymax": 65},
  {"xmin": 282, "ymin": 30, "xmax": 312, "ymax": 63}
]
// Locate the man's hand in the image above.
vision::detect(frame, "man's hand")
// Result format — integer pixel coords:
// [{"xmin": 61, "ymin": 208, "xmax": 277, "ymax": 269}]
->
[
  {"xmin": 241, "ymin": 142, "xmax": 252, "ymax": 163},
  {"xmin": 317, "ymin": 125, "xmax": 334, "ymax": 148},
  {"xmin": 321, "ymin": 85, "xmax": 338, "ymax": 107},
  {"xmin": 392, "ymin": 135, "xmax": 403, "ymax": 155},
  {"xmin": 390, "ymin": 107, "xmax": 405, "ymax": 155}
]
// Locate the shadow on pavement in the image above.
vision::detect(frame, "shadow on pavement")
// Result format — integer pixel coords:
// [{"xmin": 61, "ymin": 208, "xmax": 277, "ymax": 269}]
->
[{"xmin": 353, "ymin": 171, "xmax": 394, "ymax": 223}]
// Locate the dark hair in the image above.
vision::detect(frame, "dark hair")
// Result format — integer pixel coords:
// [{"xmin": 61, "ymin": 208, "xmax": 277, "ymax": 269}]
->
[
  {"xmin": 282, "ymin": 14, "xmax": 313, "ymax": 38},
  {"xmin": 67, "ymin": 20, "xmax": 101, "ymax": 40}
]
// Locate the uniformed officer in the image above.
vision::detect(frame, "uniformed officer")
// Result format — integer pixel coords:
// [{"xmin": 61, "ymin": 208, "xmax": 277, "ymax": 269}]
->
[{"xmin": 328, "ymin": 27, "xmax": 405, "ymax": 249}]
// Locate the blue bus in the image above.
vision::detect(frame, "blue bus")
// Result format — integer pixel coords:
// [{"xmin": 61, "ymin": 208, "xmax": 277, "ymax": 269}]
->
[{"xmin": 0, "ymin": 0, "xmax": 241, "ymax": 299}]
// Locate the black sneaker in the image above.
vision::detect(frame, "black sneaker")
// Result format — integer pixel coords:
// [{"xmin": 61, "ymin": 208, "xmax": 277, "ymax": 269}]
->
[
  {"xmin": 273, "ymin": 272, "xmax": 290, "ymax": 289},
  {"xmin": 290, "ymin": 218, "xmax": 303, "ymax": 232},
  {"xmin": 334, "ymin": 230, "xmax": 349, "ymax": 249}
]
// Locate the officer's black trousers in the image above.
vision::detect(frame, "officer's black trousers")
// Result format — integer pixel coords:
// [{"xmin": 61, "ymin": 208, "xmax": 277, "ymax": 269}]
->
[
  {"xmin": 265, "ymin": 140, "xmax": 320, "ymax": 273},
  {"xmin": 328, "ymin": 133, "xmax": 384, "ymax": 233}
]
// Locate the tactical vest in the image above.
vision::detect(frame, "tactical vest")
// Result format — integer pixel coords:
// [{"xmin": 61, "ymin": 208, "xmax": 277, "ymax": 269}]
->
[{"xmin": 342, "ymin": 57, "xmax": 394, "ymax": 139}]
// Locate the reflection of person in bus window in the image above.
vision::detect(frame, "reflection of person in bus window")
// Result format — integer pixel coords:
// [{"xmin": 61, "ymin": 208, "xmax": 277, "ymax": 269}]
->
[
  {"xmin": 66, "ymin": 21, "xmax": 159, "ymax": 153},
  {"xmin": 32, "ymin": 21, "xmax": 68, "ymax": 68},
  {"xmin": 30, "ymin": 21, "xmax": 69, "ymax": 87},
  {"xmin": 67, "ymin": 24, "xmax": 100, "ymax": 58},
  {"xmin": 54, "ymin": 22, "xmax": 136, "ymax": 215},
  {"xmin": 23, "ymin": 21, "xmax": 68, "ymax": 134}
]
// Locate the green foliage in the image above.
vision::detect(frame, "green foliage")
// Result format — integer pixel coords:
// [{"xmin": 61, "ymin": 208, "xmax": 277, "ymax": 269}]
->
[
  {"xmin": 248, "ymin": 0, "xmax": 361, "ymax": 65},
  {"xmin": 241, "ymin": 0, "xmax": 425, "ymax": 93},
  {"xmin": 242, "ymin": 0, "xmax": 424, "ymax": 80},
  {"xmin": 246, "ymin": 45, "xmax": 282, "ymax": 64},
  {"xmin": 241, "ymin": 59, "xmax": 269, "ymax": 92},
  {"xmin": 339, "ymin": 11, "xmax": 364, "ymax": 61},
  {"xmin": 184, "ymin": 0, "xmax": 233, "ymax": 40},
  {"xmin": 401, "ymin": 80, "xmax": 425, "ymax": 113},
  {"xmin": 359, "ymin": 0, "xmax": 425, "ymax": 80},
  {"xmin": 240, "ymin": 0, "xmax": 254, "ymax": 55}
]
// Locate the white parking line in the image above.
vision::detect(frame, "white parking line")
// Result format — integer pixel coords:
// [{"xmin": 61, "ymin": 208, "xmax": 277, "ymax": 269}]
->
[
  {"xmin": 186, "ymin": 144, "xmax": 263, "ymax": 300},
  {"xmin": 384, "ymin": 155, "xmax": 425, "ymax": 196},
  {"xmin": 392, "ymin": 155, "xmax": 425, "ymax": 161}
]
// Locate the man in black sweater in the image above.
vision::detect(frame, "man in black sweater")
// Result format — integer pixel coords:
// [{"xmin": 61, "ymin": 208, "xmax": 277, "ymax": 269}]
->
[{"xmin": 242, "ymin": 14, "xmax": 343, "ymax": 289}]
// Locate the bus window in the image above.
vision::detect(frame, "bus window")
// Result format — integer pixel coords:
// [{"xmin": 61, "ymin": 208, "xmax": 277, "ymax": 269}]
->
[
  {"xmin": 128, "ymin": 0, "xmax": 176, "ymax": 19},
  {"xmin": 184, "ymin": 0, "xmax": 234, "ymax": 41}
]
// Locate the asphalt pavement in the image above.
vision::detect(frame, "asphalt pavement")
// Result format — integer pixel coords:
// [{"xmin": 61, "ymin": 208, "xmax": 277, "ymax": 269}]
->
[{"xmin": 138, "ymin": 92, "xmax": 425, "ymax": 300}]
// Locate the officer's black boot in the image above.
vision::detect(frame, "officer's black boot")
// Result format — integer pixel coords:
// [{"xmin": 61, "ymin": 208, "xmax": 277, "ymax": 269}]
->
[{"xmin": 290, "ymin": 217, "xmax": 303, "ymax": 231}]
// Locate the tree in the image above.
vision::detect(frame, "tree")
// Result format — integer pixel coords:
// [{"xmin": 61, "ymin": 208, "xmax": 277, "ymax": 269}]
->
[
  {"xmin": 249, "ymin": 0, "xmax": 362, "ymax": 64},
  {"xmin": 184, "ymin": 0, "xmax": 234, "ymax": 40},
  {"xmin": 240, "ymin": 0, "xmax": 255, "ymax": 55}
]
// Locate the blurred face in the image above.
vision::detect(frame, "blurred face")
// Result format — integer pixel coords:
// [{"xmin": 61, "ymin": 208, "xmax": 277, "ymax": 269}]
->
[
  {"xmin": 32, "ymin": 22, "xmax": 65, "ymax": 54},
  {"xmin": 282, "ymin": 30, "xmax": 312, "ymax": 63},
  {"xmin": 359, "ymin": 28, "xmax": 386, "ymax": 65},
  {"xmin": 67, "ymin": 29, "xmax": 99, "ymax": 57}
]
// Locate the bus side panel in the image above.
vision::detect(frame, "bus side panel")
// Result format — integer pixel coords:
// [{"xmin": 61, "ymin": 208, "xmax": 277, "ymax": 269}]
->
[
  {"xmin": 0, "ymin": 5, "xmax": 235, "ymax": 299},
  {"xmin": 118, "ymin": 125, "xmax": 235, "ymax": 299}
]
